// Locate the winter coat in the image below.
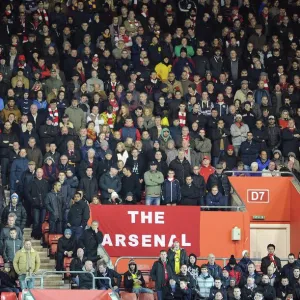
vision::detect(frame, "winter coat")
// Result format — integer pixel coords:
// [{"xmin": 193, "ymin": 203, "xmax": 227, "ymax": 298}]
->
[
  {"xmin": 0, "ymin": 226, "xmax": 23, "ymax": 256},
  {"xmin": 1, "ymin": 203, "xmax": 27, "ymax": 230},
  {"xmin": 267, "ymin": 126, "xmax": 281, "ymax": 149},
  {"xmin": 230, "ymin": 123, "xmax": 249, "ymax": 146},
  {"xmin": 194, "ymin": 137, "xmax": 212, "ymax": 161},
  {"xmin": 207, "ymin": 263, "xmax": 223, "ymax": 279},
  {"xmin": 241, "ymin": 284, "xmax": 258, "ymax": 300},
  {"xmin": 150, "ymin": 259, "xmax": 175, "ymax": 290},
  {"xmin": 13, "ymin": 247, "xmax": 40, "ymax": 275},
  {"xmin": 78, "ymin": 228, "xmax": 103, "ymax": 262},
  {"xmin": 181, "ymin": 183, "xmax": 201, "ymax": 206},
  {"xmin": 67, "ymin": 200, "xmax": 90, "ymax": 228},
  {"xmin": 64, "ymin": 106, "xmax": 86, "ymax": 132},
  {"xmin": 167, "ymin": 248, "xmax": 188, "ymax": 273},
  {"xmin": 207, "ymin": 173, "xmax": 231, "ymax": 196},
  {"xmin": 70, "ymin": 256, "xmax": 87, "ymax": 277},
  {"xmin": 44, "ymin": 191, "xmax": 65, "ymax": 221},
  {"xmin": 28, "ymin": 178, "xmax": 49, "ymax": 209},
  {"xmin": 96, "ymin": 267, "xmax": 122, "ymax": 289},
  {"xmin": 197, "ymin": 273, "xmax": 215, "ymax": 298},
  {"xmin": 124, "ymin": 266, "xmax": 147, "ymax": 292},
  {"xmin": 79, "ymin": 176, "xmax": 98, "ymax": 203},
  {"xmin": 144, "ymin": 170, "xmax": 164, "ymax": 197},
  {"xmin": 99, "ymin": 172, "xmax": 122, "ymax": 199},
  {"xmin": 281, "ymin": 128, "xmax": 300, "ymax": 158},
  {"xmin": 3, "ymin": 238, "xmax": 23, "ymax": 262},
  {"xmin": 79, "ymin": 268, "xmax": 96, "ymax": 289},
  {"xmin": 239, "ymin": 140, "xmax": 260, "ymax": 166},
  {"xmin": 10, "ymin": 157, "xmax": 29, "ymax": 193},
  {"xmin": 276, "ymin": 284, "xmax": 293, "ymax": 299},
  {"xmin": 57, "ymin": 236, "xmax": 76, "ymax": 255},
  {"xmin": 169, "ymin": 158, "xmax": 192, "ymax": 186},
  {"xmin": 162, "ymin": 179, "xmax": 181, "ymax": 204},
  {"xmin": 240, "ymin": 272, "xmax": 262, "ymax": 287},
  {"xmin": 211, "ymin": 128, "xmax": 230, "ymax": 157},
  {"xmin": 121, "ymin": 174, "xmax": 141, "ymax": 204},
  {"xmin": 224, "ymin": 264, "xmax": 242, "ymax": 285},
  {"xmin": 0, "ymin": 130, "xmax": 18, "ymax": 158},
  {"xmin": 206, "ymin": 192, "xmax": 227, "ymax": 206},
  {"xmin": 259, "ymin": 283, "xmax": 276, "ymax": 300},
  {"xmin": 261, "ymin": 255, "xmax": 282, "ymax": 274},
  {"xmin": 238, "ymin": 257, "xmax": 254, "ymax": 274},
  {"xmin": 26, "ymin": 147, "xmax": 43, "ymax": 168},
  {"xmin": 209, "ymin": 286, "xmax": 228, "ymax": 300}
]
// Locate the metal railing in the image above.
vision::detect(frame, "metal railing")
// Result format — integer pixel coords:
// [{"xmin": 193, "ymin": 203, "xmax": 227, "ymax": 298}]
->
[
  {"xmin": 114, "ymin": 256, "xmax": 289, "ymax": 271},
  {"xmin": 25, "ymin": 270, "xmax": 113, "ymax": 290}
]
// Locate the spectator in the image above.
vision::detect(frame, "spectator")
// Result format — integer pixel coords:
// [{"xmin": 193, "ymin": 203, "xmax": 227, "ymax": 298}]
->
[
  {"xmin": 199, "ymin": 156, "xmax": 215, "ymax": 183},
  {"xmin": 13, "ymin": 240, "xmax": 40, "ymax": 290},
  {"xmin": 167, "ymin": 240, "xmax": 188, "ymax": 275},
  {"xmin": 209, "ymin": 277, "xmax": 228, "ymax": 300},
  {"xmin": 121, "ymin": 166, "xmax": 141, "ymax": 204},
  {"xmin": 161, "ymin": 169, "xmax": 181, "ymax": 206},
  {"xmin": 3, "ymin": 228, "xmax": 23, "ymax": 263},
  {"xmin": 144, "ymin": 161, "xmax": 164, "ymax": 206},
  {"xmin": 276, "ymin": 277, "xmax": 293, "ymax": 300},
  {"xmin": 225, "ymin": 255, "xmax": 242, "ymax": 285},
  {"xmin": 78, "ymin": 220, "xmax": 103, "ymax": 263},
  {"xmin": 207, "ymin": 254, "xmax": 223, "ymax": 279},
  {"xmin": 259, "ymin": 275, "xmax": 276, "ymax": 300},
  {"xmin": 79, "ymin": 167, "xmax": 98, "ymax": 203},
  {"xmin": 238, "ymin": 250, "xmax": 254, "ymax": 275},
  {"xmin": 261, "ymin": 244, "xmax": 282, "ymax": 275},
  {"xmin": 241, "ymin": 277, "xmax": 257, "ymax": 300},
  {"xmin": 177, "ymin": 264, "xmax": 196, "ymax": 289},
  {"xmin": 281, "ymin": 254, "xmax": 298, "ymax": 283},
  {"xmin": 1, "ymin": 193, "xmax": 26, "ymax": 232},
  {"xmin": 206, "ymin": 185, "xmax": 227, "ymax": 208},
  {"xmin": 196, "ymin": 264, "xmax": 215, "ymax": 299},
  {"xmin": 78, "ymin": 260, "xmax": 95, "ymax": 290},
  {"xmin": 239, "ymin": 132, "xmax": 259, "ymax": 169},
  {"xmin": 70, "ymin": 248, "xmax": 87, "ymax": 286},
  {"xmin": 230, "ymin": 115, "xmax": 249, "ymax": 156},
  {"xmin": 56, "ymin": 228, "xmax": 76, "ymax": 271},
  {"xmin": 151, "ymin": 250, "xmax": 175, "ymax": 300},
  {"xmin": 96, "ymin": 262, "xmax": 122, "ymax": 292},
  {"xmin": 65, "ymin": 98, "xmax": 86, "ymax": 133},
  {"xmin": 240, "ymin": 263, "xmax": 262, "ymax": 287},
  {"xmin": 181, "ymin": 175, "xmax": 202, "ymax": 206},
  {"xmin": 188, "ymin": 253, "xmax": 201, "ymax": 281},
  {"xmin": 67, "ymin": 192, "xmax": 90, "ymax": 240}
]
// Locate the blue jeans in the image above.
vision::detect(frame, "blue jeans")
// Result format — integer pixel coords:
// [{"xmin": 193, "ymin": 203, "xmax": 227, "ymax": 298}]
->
[
  {"xmin": 145, "ymin": 196, "xmax": 160, "ymax": 206},
  {"xmin": 157, "ymin": 290, "xmax": 163, "ymax": 300},
  {"xmin": 71, "ymin": 226, "xmax": 84, "ymax": 241},
  {"xmin": 19, "ymin": 274, "xmax": 35, "ymax": 290},
  {"xmin": 133, "ymin": 287, "xmax": 154, "ymax": 294}
]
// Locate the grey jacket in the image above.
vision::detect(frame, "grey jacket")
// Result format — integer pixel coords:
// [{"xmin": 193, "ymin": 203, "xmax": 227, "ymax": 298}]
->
[
  {"xmin": 230, "ymin": 123, "xmax": 249, "ymax": 146},
  {"xmin": 194, "ymin": 137, "xmax": 212, "ymax": 161},
  {"xmin": 3, "ymin": 238, "xmax": 23, "ymax": 262}
]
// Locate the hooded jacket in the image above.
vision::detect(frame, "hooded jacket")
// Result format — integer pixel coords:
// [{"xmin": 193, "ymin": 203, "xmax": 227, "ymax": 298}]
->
[
  {"xmin": 162, "ymin": 178, "xmax": 181, "ymax": 204},
  {"xmin": 124, "ymin": 260, "xmax": 147, "ymax": 292},
  {"xmin": 187, "ymin": 253, "xmax": 201, "ymax": 280},
  {"xmin": 151, "ymin": 258, "xmax": 175, "ymax": 290},
  {"xmin": 3, "ymin": 237, "xmax": 23, "ymax": 262}
]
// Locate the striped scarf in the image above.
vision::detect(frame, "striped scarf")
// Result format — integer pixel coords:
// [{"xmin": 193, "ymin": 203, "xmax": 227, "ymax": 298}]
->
[
  {"xmin": 48, "ymin": 107, "xmax": 59, "ymax": 126},
  {"xmin": 37, "ymin": 9, "xmax": 49, "ymax": 26},
  {"xmin": 178, "ymin": 112, "xmax": 186, "ymax": 127}
]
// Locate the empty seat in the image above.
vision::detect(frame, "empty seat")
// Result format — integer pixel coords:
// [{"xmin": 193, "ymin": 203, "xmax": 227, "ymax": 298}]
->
[
  {"xmin": 120, "ymin": 291, "xmax": 137, "ymax": 300},
  {"xmin": 1, "ymin": 292, "xmax": 17, "ymax": 300},
  {"xmin": 48, "ymin": 234, "xmax": 63, "ymax": 256},
  {"xmin": 138, "ymin": 293, "xmax": 155, "ymax": 300}
]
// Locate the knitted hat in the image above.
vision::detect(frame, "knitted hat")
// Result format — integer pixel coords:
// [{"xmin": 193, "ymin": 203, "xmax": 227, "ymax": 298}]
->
[
  {"xmin": 229, "ymin": 255, "xmax": 237, "ymax": 265},
  {"xmin": 11, "ymin": 193, "xmax": 19, "ymax": 201},
  {"xmin": 64, "ymin": 228, "xmax": 72, "ymax": 235},
  {"xmin": 242, "ymin": 250, "xmax": 248, "ymax": 257},
  {"xmin": 128, "ymin": 259, "xmax": 136, "ymax": 266}
]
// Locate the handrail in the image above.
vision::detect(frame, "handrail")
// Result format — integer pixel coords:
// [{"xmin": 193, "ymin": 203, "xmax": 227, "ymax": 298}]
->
[
  {"xmin": 26, "ymin": 271, "xmax": 112, "ymax": 290},
  {"xmin": 114, "ymin": 256, "xmax": 289, "ymax": 270},
  {"xmin": 200, "ymin": 206, "xmax": 243, "ymax": 210}
]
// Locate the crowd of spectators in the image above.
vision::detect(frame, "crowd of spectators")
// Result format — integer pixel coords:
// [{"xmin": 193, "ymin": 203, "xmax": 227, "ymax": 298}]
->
[{"xmin": 0, "ymin": 0, "xmax": 299, "ymax": 295}]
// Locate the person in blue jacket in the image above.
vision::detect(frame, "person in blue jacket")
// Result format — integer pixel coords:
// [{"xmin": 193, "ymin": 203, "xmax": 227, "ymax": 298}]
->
[
  {"xmin": 205, "ymin": 185, "xmax": 227, "ymax": 207},
  {"xmin": 161, "ymin": 169, "xmax": 181, "ymax": 206}
]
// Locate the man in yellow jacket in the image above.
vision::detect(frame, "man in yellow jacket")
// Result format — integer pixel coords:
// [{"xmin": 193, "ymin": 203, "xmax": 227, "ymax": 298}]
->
[
  {"xmin": 13, "ymin": 240, "xmax": 41, "ymax": 290},
  {"xmin": 155, "ymin": 57, "xmax": 172, "ymax": 82}
]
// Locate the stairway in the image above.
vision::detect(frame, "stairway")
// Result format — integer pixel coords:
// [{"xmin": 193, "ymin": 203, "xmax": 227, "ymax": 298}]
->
[{"xmin": 4, "ymin": 189, "xmax": 70, "ymax": 289}]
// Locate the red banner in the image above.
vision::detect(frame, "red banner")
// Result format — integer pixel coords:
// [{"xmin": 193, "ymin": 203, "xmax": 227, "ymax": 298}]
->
[{"xmin": 91, "ymin": 205, "xmax": 200, "ymax": 256}]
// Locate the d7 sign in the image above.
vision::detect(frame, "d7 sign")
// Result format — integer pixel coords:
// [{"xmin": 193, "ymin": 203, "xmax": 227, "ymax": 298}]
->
[{"xmin": 247, "ymin": 189, "xmax": 270, "ymax": 203}]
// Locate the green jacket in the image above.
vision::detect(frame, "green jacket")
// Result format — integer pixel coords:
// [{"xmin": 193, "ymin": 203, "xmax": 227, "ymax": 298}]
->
[
  {"xmin": 144, "ymin": 170, "xmax": 164, "ymax": 196},
  {"xmin": 13, "ymin": 247, "xmax": 40, "ymax": 275},
  {"xmin": 174, "ymin": 45, "xmax": 195, "ymax": 58}
]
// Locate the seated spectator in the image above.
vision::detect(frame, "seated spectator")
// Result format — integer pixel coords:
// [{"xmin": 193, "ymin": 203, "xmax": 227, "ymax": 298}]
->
[
  {"xmin": 207, "ymin": 254, "xmax": 222, "ymax": 279},
  {"xmin": 224, "ymin": 256, "xmax": 242, "ymax": 285},
  {"xmin": 96, "ymin": 262, "xmax": 122, "ymax": 292},
  {"xmin": 256, "ymin": 150, "xmax": 270, "ymax": 171},
  {"xmin": 78, "ymin": 220, "xmax": 103, "ymax": 263},
  {"xmin": 232, "ymin": 161, "xmax": 250, "ymax": 177},
  {"xmin": 177, "ymin": 264, "xmax": 196, "ymax": 289},
  {"xmin": 205, "ymin": 185, "xmax": 227, "ymax": 208},
  {"xmin": 0, "ymin": 264, "xmax": 19, "ymax": 296},
  {"xmin": 56, "ymin": 228, "xmax": 76, "ymax": 271},
  {"xmin": 70, "ymin": 248, "xmax": 87, "ymax": 286},
  {"xmin": 250, "ymin": 162, "xmax": 261, "ymax": 176},
  {"xmin": 188, "ymin": 254, "xmax": 201, "ymax": 281},
  {"xmin": 238, "ymin": 250, "xmax": 254, "ymax": 275},
  {"xmin": 276, "ymin": 277, "xmax": 293, "ymax": 300},
  {"xmin": 241, "ymin": 277, "xmax": 257, "ymax": 299},
  {"xmin": 79, "ymin": 260, "xmax": 95, "ymax": 290},
  {"xmin": 1, "ymin": 193, "xmax": 26, "ymax": 232},
  {"xmin": 259, "ymin": 275, "xmax": 276, "ymax": 300},
  {"xmin": 240, "ymin": 263, "xmax": 262, "ymax": 287},
  {"xmin": 124, "ymin": 259, "xmax": 154, "ymax": 294},
  {"xmin": 209, "ymin": 277, "xmax": 228, "ymax": 300},
  {"xmin": 196, "ymin": 264, "xmax": 215, "ymax": 299}
]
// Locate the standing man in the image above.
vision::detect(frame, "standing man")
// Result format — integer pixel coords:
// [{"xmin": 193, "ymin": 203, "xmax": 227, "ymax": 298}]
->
[
  {"xmin": 167, "ymin": 240, "xmax": 188, "ymax": 275},
  {"xmin": 45, "ymin": 182, "xmax": 64, "ymax": 234},
  {"xmin": 67, "ymin": 192, "xmax": 90, "ymax": 240},
  {"xmin": 65, "ymin": 98, "xmax": 86, "ymax": 133},
  {"xmin": 13, "ymin": 240, "xmax": 40, "ymax": 290},
  {"xmin": 144, "ymin": 161, "xmax": 164, "ymax": 206},
  {"xmin": 261, "ymin": 244, "xmax": 282, "ymax": 275},
  {"xmin": 150, "ymin": 250, "xmax": 175, "ymax": 300}
]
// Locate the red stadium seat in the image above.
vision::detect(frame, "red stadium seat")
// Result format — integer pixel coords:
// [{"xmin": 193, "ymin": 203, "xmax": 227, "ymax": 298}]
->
[
  {"xmin": 138, "ymin": 294, "xmax": 155, "ymax": 300},
  {"xmin": 18, "ymin": 294, "xmax": 22, "ymax": 300},
  {"xmin": 48, "ymin": 234, "xmax": 63, "ymax": 256},
  {"xmin": 119, "ymin": 291, "xmax": 137, "ymax": 300},
  {"xmin": 1, "ymin": 292, "xmax": 17, "ymax": 300}
]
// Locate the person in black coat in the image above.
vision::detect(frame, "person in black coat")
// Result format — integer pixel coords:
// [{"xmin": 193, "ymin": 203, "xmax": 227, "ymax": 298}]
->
[
  {"xmin": 281, "ymin": 120, "xmax": 300, "ymax": 158},
  {"xmin": 151, "ymin": 250, "xmax": 175, "ymax": 297},
  {"xmin": 78, "ymin": 221, "xmax": 103, "ymax": 263},
  {"xmin": 56, "ymin": 228, "xmax": 76, "ymax": 271},
  {"xmin": 96, "ymin": 262, "xmax": 122, "ymax": 291},
  {"xmin": 259, "ymin": 275, "xmax": 277, "ymax": 300},
  {"xmin": 126, "ymin": 148, "xmax": 146, "ymax": 181},
  {"xmin": 79, "ymin": 260, "xmax": 96, "ymax": 290},
  {"xmin": 78, "ymin": 167, "xmax": 98, "ymax": 203},
  {"xmin": 120, "ymin": 166, "xmax": 141, "ymax": 204},
  {"xmin": 261, "ymin": 244, "xmax": 282, "ymax": 275},
  {"xmin": 167, "ymin": 241, "xmax": 189, "ymax": 275},
  {"xmin": 239, "ymin": 133, "xmax": 259, "ymax": 168},
  {"xmin": 207, "ymin": 166, "xmax": 231, "ymax": 199},
  {"xmin": 169, "ymin": 151, "xmax": 192, "ymax": 186},
  {"xmin": 276, "ymin": 277, "xmax": 293, "ymax": 300},
  {"xmin": 70, "ymin": 248, "xmax": 87, "ymax": 284},
  {"xmin": 181, "ymin": 175, "xmax": 202, "ymax": 206},
  {"xmin": 281, "ymin": 254, "xmax": 300, "ymax": 282}
]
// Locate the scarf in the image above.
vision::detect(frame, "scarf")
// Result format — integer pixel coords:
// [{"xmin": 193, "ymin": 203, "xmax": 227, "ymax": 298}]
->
[
  {"xmin": 37, "ymin": 9, "xmax": 49, "ymax": 26},
  {"xmin": 107, "ymin": 113, "xmax": 114, "ymax": 128},
  {"xmin": 109, "ymin": 99, "xmax": 119, "ymax": 112},
  {"xmin": 88, "ymin": 0, "xmax": 96, "ymax": 10},
  {"xmin": 128, "ymin": 19, "xmax": 139, "ymax": 27},
  {"xmin": 235, "ymin": 122, "xmax": 244, "ymax": 128},
  {"xmin": 48, "ymin": 107, "xmax": 59, "ymax": 126},
  {"xmin": 268, "ymin": 253, "xmax": 277, "ymax": 267}
]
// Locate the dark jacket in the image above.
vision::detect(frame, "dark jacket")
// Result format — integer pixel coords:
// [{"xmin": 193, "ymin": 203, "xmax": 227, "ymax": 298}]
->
[
  {"xmin": 96, "ymin": 268, "xmax": 122, "ymax": 289},
  {"xmin": 79, "ymin": 269, "xmax": 96, "ymax": 289},
  {"xmin": 238, "ymin": 257, "xmax": 254, "ymax": 274},
  {"xmin": 209, "ymin": 286, "xmax": 228, "ymax": 300},
  {"xmin": 99, "ymin": 172, "xmax": 122, "ymax": 199},
  {"xmin": 240, "ymin": 272, "xmax": 262, "ymax": 287},
  {"xmin": 169, "ymin": 157, "xmax": 192, "ymax": 186},
  {"xmin": 78, "ymin": 176, "xmax": 98, "ymax": 203},
  {"xmin": 70, "ymin": 256, "xmax": 87, "ymax": 277},
  {"xmin": 281, "ymin": 128, "xmax": 300, "ymax": 158},
  {"xmin": 57, "ymin": 236, "xmax": 76, "ymax": 255},
  {"xmin": 239, "ymin": 140, "xmax": 259, "ymax": 166},
  {"xmin": 78, "ymin": 228, "xmax": 103, "ymax": 262},
  {"xmin": 211, "ymin": 127, "xmax": 230, "ymax": 157},
  {"xmin": 3, "ymin": 238, "xmax": 23, "ymax": 262},
  {"xmin": 1, "ymin": 203, "xmax": 27, "ymax": 230},
  {"xmin": 261, "ymin": 255, "xmax": 282, "ymax": 274},
  {"xmin": 276, "ymin": 283, "xmax": 293, "ymax": 299},
  {"xmin": 150, "ymin": 259, "xmax": 175, "ymax": 290},
  {"xmin": 162, "ymin": 179, "xmax": 181, "ymax": 205},
  {"xmin": 67, "ymin": 200, "xmax": 90, "ymax": 228},
  {"xmin": 259, "ymin": 283, "xmax": 276, "ymax": 300},
  {"xmin": 207, "ymin": 263, "xmax": 223, "ymax": 279},
  {"xmin": 124, "ymin": 262, "xmax": 147, "ymax": 292},
  {"xmin": 28, "ymin": 177, "xmax": 49, "ymax": 209},
  {"xmin": 241, "ymin": 284, "xmax": 257, "ymax": 300},
  {"xmin": 281, "ymin": 262, "xmax": 300, "ymax": 282},
  {"xmin": 167, "ymin": 248, "xmax": 189, "ymax": 272},
  {"xmin": 120, "ymin": 174, "xmax": 141, "ymax": 204},
  {"xmin": 205, "ymin": 192, "xmax": 227, "ymax": 206},
  {"xmin": 45, "ymin": 190, "xmax": 65, "ymax": 221},
  {"xmin": 10, "ymin": 157, "xmax": 29, "ymax": 193},
  {"xmin": 180, "ymin": 183, "xmax": 201, "ymax": 206},
  {"xmin": 207, "ymin": 173, "xmax": 231, "ymax": 196}
]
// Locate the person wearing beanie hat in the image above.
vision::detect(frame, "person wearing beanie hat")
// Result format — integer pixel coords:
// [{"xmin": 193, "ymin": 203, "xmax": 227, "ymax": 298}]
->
[
  {"xmin": 108, "ymin": 191, "xmax": 122, "ymax": 205},
  {"xmin": 123, "ymin": 259, "xmax": 154, "ymax": 294},
  {"xmin": 230, "ymin": 114, "xmax": 249, "ymax": 156},
  {"xmin": 224, "ymin": 255, "xmax": 242, "ymax": 285},
  {"xmin": 167, "ymin": 240, "xmax": 188, "ymax": 275},
  {"xmin": 1, "ymin": 193, "xmax": 27, "ymax": 232},
  {"xmin": 56, "ymin": 227, "xmax": 76, "ymax": 271}
]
